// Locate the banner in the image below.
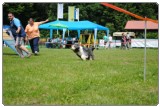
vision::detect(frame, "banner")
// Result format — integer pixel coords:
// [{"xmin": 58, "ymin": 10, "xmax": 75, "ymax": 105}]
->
[
  {"xmin": 131, "ymin": 39, "xmax": 158, "ymax": 48},
  {"xmin": 99, "ymin": 39, "xmax": 105, "ymax": 47},
  {"xmin": 100, "ymin": 39, "xmax": 158, "ymax": 48},
  {"xmin": 75, "ymin": 8, "xmax": 79, "ymax": 21},
  {"xmin": 57, "ymin": 3, "xmax": 63, "ymax": 19},
  {"xmin": 68, "ymin": 6, "xmax": 75, "ymax": 21}
]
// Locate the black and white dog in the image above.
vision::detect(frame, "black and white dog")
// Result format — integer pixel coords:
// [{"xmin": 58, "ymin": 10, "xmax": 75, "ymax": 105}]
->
[{"xmin": 71, "ymin": 43, "xmax": 95, "ymax": 60}]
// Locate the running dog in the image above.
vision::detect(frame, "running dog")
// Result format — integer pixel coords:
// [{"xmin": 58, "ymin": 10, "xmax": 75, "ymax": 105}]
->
[{"xmin": 71, "ymin": 43, "xmax": 95, "ymax": 60}]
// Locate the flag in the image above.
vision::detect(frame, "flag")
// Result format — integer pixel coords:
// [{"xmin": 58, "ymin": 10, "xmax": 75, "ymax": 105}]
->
[
  {"xmin": 75, "ymin": 8, "xmax": 79, "ymax": 21},
  {"xmin": 68, "ymin": 6, "xmax": 75, "ymax": 21},
  {"xmin": 57, "ymin": 3, "xmax": 63, "ymax": 19}
]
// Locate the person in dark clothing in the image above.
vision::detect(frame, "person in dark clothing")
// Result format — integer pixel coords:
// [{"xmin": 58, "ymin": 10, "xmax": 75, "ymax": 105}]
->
[
  {"xmin": 121, "ymin": 33, "xmax": 127, "ymax": 50},
  {"xmin": 8, "ymin": 12, "xmax": 31, "ymax": 58}
]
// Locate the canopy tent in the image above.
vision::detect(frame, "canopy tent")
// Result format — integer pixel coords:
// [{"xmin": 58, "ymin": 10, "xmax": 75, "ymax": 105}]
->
[{"xmin": 39, "ymin": 20, "xmax": 109, "ymax": 47}]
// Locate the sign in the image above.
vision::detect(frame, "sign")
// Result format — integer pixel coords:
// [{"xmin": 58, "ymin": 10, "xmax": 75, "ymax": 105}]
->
[
  {"xmin": 75, "ymin": 8, "xmax": 79, "ymax": 21},
  {"xmin": 68, "ymin": 6, "xmax": 75, "ymax": 21},
  {"xmin": 99, "ymin": 39, "xmax": 105, "ymax": 47},
  {"xmin": 57, "ymin": 3, "xmax": 63, "ymax": 19}
]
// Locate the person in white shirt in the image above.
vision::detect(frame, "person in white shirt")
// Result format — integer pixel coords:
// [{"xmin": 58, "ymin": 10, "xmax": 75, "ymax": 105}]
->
[
  {"xmin": 108, "ymin": 35, "xmax": 112, "ymax": 48},
  {"xmin": 103, "ymin": 34, "xmax": 108, "ymax": 49},
  {"xmin": 126, "ymin": 32, "xmax": 131, "ymax": 49}
]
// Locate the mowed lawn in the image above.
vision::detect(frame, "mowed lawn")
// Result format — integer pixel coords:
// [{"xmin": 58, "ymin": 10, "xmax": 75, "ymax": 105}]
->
[{"xmin": 3, "ymin": 47, "xmax": 158, "ymax": 105}]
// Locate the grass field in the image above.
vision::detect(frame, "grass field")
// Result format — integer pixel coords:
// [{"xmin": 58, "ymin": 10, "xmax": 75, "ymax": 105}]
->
[{"xmin": 3, "ymin": 47, "xmax": 158, "ymax": 105}]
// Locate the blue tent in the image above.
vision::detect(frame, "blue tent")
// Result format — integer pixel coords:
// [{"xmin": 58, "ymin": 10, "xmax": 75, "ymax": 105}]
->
[{"xmin": 39, "ymin": 20, "xmax": 109, "ymax": 46}]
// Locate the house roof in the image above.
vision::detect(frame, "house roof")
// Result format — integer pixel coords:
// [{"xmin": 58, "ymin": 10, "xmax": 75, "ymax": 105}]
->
[{"xmin": 124, "ymin": 20, "xmax": 158, "ymax": 30}]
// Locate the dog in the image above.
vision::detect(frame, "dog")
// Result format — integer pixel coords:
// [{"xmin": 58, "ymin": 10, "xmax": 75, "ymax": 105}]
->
[{"xmin": 71, "ymin": 43, "xmax": 95, "ymax": 60}]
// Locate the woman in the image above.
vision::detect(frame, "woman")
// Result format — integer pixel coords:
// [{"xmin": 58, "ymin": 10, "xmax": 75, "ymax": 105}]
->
[
  {"xmin": 121, "ymin": 33, "xmax": 127, "ymax": 50},
  {"xmin": 25, "ymin": 18, "xmax": 49, "ymax": 55}
]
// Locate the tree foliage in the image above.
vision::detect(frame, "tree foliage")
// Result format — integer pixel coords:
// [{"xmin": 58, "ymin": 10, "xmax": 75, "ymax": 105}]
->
[{"xmin": 3, "ymin": 3, "xmax": 158, "ymax": 38}]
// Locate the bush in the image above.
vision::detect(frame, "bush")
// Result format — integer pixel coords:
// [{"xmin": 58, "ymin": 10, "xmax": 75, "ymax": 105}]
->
[
  {"xmin": 40, "ymin": 29, "xmax": 50, "ymax": 38},
  {"xmin": 146, "ymin": 32, "xmax": 158, "ymax": 39}
]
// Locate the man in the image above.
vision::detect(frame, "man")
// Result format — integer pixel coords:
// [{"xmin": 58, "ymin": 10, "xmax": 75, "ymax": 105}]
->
[
  {"xmin": 8, "ymin": 12, "xmax": 31, "ymax": 58},
  {"xmin": 103, "ymin": 33, "xmax": 109, "ymax": 49},
  {"xmin": 108, "ymin": 35, "xmax": 112, "ymax": 48}
]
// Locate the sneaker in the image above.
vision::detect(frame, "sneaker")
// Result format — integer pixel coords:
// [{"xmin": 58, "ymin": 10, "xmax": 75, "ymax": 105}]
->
[
  {"xmin": 20, "ymin": 55, "xmax": 25, "ymax": 58},
  {"xmin": 34, "ymin": 51, "xmax": 38, "ymax": 55}
]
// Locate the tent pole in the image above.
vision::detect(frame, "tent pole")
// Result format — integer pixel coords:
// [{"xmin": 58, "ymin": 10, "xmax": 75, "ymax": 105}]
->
[
  {"xmin": 107, "ymin": 30, "xmax": 109, "ymax": 36},
  {"xmin": 68, "ymin": 30, "xmax": 70, "ymax": 37},
  {"xmin": 62, "ymin": 28, "xmax": 66, "ymax": 44},
  {"xmin": 77, "ymin": 30, "xmax": 80, "ymax": 39},
  {"xmin": 57, "ymin": 18, "xmax": 59, "ymax": 35},
  {"xmin": 50, "ymin": 29, "xmax": 53, "ymax": 39},
  {"xmin": 115, "ymin": 37, "xmax": 116, "ymax": 48},
  {"xmin": 94, "ymin": 28, "xmax": 97, "ymax": 47},
  {"xmin": 144, "ymin": 17, "xmax": 147, "ymax": 81}
]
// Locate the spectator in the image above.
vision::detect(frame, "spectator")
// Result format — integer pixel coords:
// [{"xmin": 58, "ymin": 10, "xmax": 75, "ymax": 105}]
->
[
  {"xmin": 103, "ymin": 33, "xmax": 109, "ymax": 49},
  {"xmin": 47, "ymin": 37, "xmax": 51, "ymax": 42},
  {"xmin": 51, "ymin": 37, "xmax": 61, "ymax": 48},
  {"xmin": 8, "ymin": 12, "xmax": 31, "ymax": 58},
  {"xmin": 25, "ymin": 18, "xmax": 49, "ymax": 55},
  {"xmin": 45, "ymin": 37, "xmax": 53, "ymax": 48},
  {"xmin": 126, "ymin": 32, "xmax": 131, "ymax": 49},
  {"xmin": 108, "ymin": 35, "xmax": 113, "ymax": 48},
  {"xmin": 121, "ymin": 33, "xmax": 127, "ymax": 50},
  {"xmin": 62, "ymin": 38, "xmax": 67, "ymax": 48}
]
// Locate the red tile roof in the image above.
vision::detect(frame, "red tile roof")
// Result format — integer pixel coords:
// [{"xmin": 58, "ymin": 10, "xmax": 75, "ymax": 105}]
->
[{"xmin": 125, "ymin": 20, "xmax": 158, "ymax": 30}]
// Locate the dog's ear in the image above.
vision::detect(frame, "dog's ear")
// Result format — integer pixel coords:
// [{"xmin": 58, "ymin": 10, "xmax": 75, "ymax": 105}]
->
[
  {"xmin": 74, "ymin": 47, "xmax": 79, "ymax": 52},
  {"xmin": 90, "ymin": 46, "xmax": 95, "ymax": 51},
  {"xmin": 88, "ymin": 46, "xmax": 95, "ymax": 51},
  {"xmin": 92, "ymin": 47, "xmax": 95, "ymax": 51}
]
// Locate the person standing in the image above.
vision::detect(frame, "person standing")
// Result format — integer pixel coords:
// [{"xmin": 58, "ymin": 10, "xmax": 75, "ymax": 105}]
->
[
  {"xmin": 108, "ymin": 35, "xmax": 113, "ymax": 48},
  {"xmin": 8, "ymin": 12, "xmax": 31, "ymax": 58},
  {"xmin": 103, "ymin": 33, "xmax": 109, "ymax": 49},
  {"xmin": 25, "ymin": 18, "xmax": 49, "ymax": 55},
  {"xmin": 121, "ymin": 33, "xmax": 127, "ymax": 50},
  {"xmin": 126, "ymin": 32, "xmax": 131, "ymax": 49}
]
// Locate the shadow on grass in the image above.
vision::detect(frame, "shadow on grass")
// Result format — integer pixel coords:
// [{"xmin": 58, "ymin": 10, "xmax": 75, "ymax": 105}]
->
[{"xmin": 3, "ymin": 53, "xmax": 18, "ymax": 56}]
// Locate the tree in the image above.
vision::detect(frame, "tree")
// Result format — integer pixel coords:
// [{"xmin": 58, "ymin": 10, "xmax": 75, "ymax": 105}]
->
[{"xmin": 3, "ymin": 3, "xmax": 158, "ymax": 38}]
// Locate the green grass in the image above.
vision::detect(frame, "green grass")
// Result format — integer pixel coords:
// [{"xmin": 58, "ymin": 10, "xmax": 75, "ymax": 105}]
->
[{"xmin": 3, "ymin": 47, "xmax": 158, "ymax": 105}]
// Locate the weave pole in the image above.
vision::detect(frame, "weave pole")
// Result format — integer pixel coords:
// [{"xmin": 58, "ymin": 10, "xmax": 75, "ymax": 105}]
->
[{"xmin": 144, "ymin": 17, "xmax": 147, "ymax": 81}]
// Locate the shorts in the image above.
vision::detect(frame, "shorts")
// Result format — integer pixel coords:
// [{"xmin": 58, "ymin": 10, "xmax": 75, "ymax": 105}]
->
[{"xmin": 15, "ymin": 37, "xmax": 24, "ymax": 46}]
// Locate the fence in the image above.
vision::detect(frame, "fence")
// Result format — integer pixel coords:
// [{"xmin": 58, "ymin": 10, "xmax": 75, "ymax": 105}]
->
[{"xmin": 99, "ymin": 39, "xmax": 158, "ymax": 48}]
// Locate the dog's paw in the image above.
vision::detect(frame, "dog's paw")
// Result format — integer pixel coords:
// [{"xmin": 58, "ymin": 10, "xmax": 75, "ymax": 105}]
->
[{"xmin": 81, "ymin": 55, "xmax": 87, "ymax": 60}]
